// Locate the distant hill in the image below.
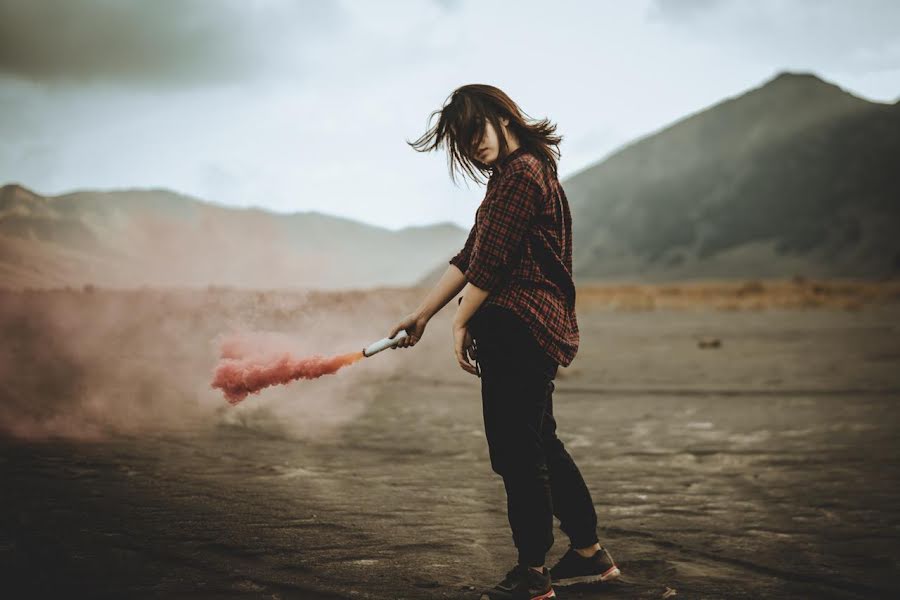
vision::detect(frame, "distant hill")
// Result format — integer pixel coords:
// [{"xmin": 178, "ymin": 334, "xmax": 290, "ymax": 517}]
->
[
  {"xmin": 563, "ymin": 71, "xmax": 900, "ymax": 281},
  {"xmin": 0, "ymin": 185, "xmax": 467, "ymax": 290}
]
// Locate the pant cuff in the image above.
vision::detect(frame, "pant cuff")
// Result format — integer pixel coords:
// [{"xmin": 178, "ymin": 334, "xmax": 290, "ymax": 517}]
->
[{"xmin": 520, "ymin": 557, "xmax": 546, "ymax": 568}]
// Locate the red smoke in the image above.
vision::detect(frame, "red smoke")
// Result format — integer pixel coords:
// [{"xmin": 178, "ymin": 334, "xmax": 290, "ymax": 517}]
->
[{"xmin": 211, "ymin": 334, "xmax": 365, "ymax": 404}]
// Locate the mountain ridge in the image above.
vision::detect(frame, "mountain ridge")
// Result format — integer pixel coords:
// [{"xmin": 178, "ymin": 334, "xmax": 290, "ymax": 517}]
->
[
  {"xmin": 0, "ymin": 183, "xmax": 468, "ymax": 290},
  {"xmin": 5, "ymin": 70, "xmax": 898, "ymax": 290},
  {"xmin": 562, "ymin": 70, "xmax": 900, "ymax": 281},
  {"xmin": 565, "ymin": 71, "xmax": 880, "ymax": 182}
]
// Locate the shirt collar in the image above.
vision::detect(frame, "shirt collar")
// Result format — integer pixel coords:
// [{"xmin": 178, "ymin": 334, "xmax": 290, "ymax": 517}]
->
[{"xmin": 491, "ymin": 145, "xmax": 527, "ymax": 175}]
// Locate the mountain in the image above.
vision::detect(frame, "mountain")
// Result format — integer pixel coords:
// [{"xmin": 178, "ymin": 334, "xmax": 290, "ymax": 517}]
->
[
  {"xmin": 6, "ymin": 71, "xmax": 898, "ymax": 291},
  {"xmin": 563, "ymin": 71, "xmax": 900, "ymax": 281},
  {"xmin": 0, "ymin": 184, "xmax": 467, "ymax": 290}
]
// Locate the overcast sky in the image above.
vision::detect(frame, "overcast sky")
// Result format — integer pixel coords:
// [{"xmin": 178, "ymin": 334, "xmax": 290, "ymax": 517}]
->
[{"xmin": 1, "ymin": 0, "xmax": 898, "ymax": 230}]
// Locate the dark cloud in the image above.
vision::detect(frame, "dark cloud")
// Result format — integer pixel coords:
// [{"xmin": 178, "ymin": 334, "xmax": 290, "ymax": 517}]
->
[{"xmin": 0, "ymin": 0, "xmax": 342, "ymax": 87}]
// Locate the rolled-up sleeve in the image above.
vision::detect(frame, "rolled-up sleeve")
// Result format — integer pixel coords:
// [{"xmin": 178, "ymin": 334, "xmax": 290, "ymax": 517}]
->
[
  {"xmin": 465, "ymin": 166, "xmax": 542, "ymax": 292},
  {"xmin": 449, "ymin": 224, "xmax": 476, "ymax": 273}
]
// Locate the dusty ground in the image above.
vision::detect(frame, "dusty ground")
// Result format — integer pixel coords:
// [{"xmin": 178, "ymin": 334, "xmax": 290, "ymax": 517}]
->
[{"xmin": 1, "ymin": 282, "xmax": 899, "ymax": 599}]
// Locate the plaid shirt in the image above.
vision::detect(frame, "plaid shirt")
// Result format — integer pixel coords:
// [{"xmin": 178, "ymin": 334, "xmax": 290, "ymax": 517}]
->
[{"xmin": 450, "ymin": 146, "xmax": 579, "ymax": 367}]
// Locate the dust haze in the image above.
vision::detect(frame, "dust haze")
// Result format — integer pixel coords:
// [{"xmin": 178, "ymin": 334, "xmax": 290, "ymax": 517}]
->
[{"xmin": 0, "ymin": 286, "xmax": 453, "ymax": 442}]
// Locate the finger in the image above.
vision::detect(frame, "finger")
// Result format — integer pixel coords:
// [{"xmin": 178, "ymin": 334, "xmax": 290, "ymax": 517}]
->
[
  {"xmin": 458, "ymin": 359, "xmax": 477, "ymax": 375},
  {"xmin": 455, "ymin": 343, "xmax": 476, "ymax": 375},
  {"xmin": 455, "ymin": 345, "xmax": 467, "ymax": 369}
]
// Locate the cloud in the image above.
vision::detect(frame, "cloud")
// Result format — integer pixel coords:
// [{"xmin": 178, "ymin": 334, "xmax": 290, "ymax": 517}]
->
[
  {"xmin": 647, "ymin": 0, "xmax": 725, "ymax": 22},
  {"xmin": 432, "ymin": 0, "xmax": 464, "ymax": 12},
  {"xmin": 1, "ymin": 0, "xmax": 898, "ymax": 231},
  {"xmin": 0, "ymin": 0, "xmax": 343, "ymax": 87},
  {"xmin": 646, "ymin": 0, "xmax": 900, "ymax": 73}
]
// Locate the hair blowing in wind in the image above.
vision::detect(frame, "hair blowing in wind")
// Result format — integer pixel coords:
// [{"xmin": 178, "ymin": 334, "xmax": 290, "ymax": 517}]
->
[{"xmin": 406, "ymin": 83, "xmax": 563, "ymax": 185}]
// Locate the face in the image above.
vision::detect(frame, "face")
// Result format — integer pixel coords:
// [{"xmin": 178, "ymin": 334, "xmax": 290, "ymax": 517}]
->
[{"xmin": 471, "ymin": 117, "xmax": 508, "ymax": 166}]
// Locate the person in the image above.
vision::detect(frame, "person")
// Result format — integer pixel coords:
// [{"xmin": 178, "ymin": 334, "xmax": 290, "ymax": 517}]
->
[{"xmin": 387, "ymin": 84, "xmax": 620, "ymax": 600}]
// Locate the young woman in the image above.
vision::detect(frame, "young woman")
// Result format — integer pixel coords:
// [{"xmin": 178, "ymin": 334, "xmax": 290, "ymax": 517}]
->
[{"xmin": 387, "ymin": 84, "xmax": 620, "ymax": 600}]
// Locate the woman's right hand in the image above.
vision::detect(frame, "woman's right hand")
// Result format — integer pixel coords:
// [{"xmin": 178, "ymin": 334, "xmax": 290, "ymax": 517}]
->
[{"xmin": 388, "ymin": 312, "xmax": 429, "ymax": 349}]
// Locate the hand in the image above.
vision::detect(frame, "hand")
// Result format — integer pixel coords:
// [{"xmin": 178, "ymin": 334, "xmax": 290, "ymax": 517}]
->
[
  {"xmin": 388, "ymin": 312, "xmax": 429, "ymax": 349},
  {"xmin": 453, "ymin": 321, "xmax": 479, "ymax": 377}
]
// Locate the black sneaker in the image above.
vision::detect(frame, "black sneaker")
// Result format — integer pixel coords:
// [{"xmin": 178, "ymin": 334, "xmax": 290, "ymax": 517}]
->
[
  {"xmin": 548, "ymin": 545, "xmax": 620, "ymax": 587},
  {"xmin": 479, "ymin": 564, "xmax": 556, "ymax": 600}
]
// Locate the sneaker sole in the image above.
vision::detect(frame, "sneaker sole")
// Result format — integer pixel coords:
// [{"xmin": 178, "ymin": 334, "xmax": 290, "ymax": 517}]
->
[
  {"xmin": 551, "ymin": 564, "xmax": 620, "ymax": 587},
  {"xmin": 479, "ymin": 589, "xmax": 556, "ymax": 600}
]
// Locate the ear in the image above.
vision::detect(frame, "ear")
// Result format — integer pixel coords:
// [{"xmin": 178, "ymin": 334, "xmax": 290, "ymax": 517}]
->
[{"xmin": 500, "ymin": 117, "xmax": 509, "ymax": 127}]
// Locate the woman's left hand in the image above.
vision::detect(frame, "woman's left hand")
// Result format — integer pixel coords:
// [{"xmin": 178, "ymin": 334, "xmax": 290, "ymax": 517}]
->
[{"xmin": 453, "ymin": 321, "xmax": 479, "ymax": 377}]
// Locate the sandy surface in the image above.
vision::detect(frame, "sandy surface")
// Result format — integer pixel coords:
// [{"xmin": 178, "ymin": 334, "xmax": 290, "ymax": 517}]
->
[{"xmin": 1, "ymin": 287, "xmax": 899, "ymax": 598}]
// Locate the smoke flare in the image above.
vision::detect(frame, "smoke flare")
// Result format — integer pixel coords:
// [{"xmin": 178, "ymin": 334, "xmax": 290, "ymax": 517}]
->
[{"xmin": 211, "ymin": 337, "xmax": 365, "ymax": 404}]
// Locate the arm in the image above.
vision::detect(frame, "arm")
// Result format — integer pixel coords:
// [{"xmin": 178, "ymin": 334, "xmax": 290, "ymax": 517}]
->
[
  {"xmin": 425, "ymin": 165, "xmax": 539, "ymax": 326},
  {"xmin": 416, "ymin": 221, "xmax": 477, "ymax": 320},
  {"xmin": 452, "ymin": 281, "xmax": 488, "ymax": 377},
  {"xmin": 463, "ymin": 165, "xmax": 542, "ymax": 294},
  {"xmin": 452, "ymin": 166, "xmax": 542, "ymax": 374},
  {"xmin": 388, "ymin": 263, "xmax": 468, "ymax": 348},
  {"xmin": 414, "ymin": 263, "xmax": 468, "ymax": 321},
  {"xmin": 453, "ymin": 282, "xmax": 489, "ymax": 328}
]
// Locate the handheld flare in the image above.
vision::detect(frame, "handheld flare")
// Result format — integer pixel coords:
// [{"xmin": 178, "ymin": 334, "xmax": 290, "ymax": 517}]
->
[{"xmin": 363, "ymin": 330, "xmax": 409, "ymax": 357}]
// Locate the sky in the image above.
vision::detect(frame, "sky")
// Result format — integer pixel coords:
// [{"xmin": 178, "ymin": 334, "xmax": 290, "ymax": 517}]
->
[{"xmin": 1, "ymin": 0, "xmax": 898, "ymax": 231}]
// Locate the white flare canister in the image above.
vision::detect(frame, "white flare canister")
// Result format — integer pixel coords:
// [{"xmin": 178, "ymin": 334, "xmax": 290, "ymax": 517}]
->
[{"xmin": 362, "ymin": 330, "xmax": 409, "ymax": 357}]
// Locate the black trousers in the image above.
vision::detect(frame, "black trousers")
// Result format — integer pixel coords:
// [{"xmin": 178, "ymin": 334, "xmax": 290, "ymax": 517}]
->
[{"xmin": 470, "ymin": 304, "xmax": 600, "ymax": 567}]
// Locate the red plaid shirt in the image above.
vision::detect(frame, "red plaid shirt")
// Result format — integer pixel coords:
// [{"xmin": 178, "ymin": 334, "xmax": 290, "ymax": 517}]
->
[{"xmin": 450, "ymin": 146, "xmax": 580, "ymax": 367}]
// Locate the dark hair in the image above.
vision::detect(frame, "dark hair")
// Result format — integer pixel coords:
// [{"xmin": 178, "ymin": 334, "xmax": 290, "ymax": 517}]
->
[{"xmin": 407, "ymin": 84, "xmax": 562, "ymax": 186}]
